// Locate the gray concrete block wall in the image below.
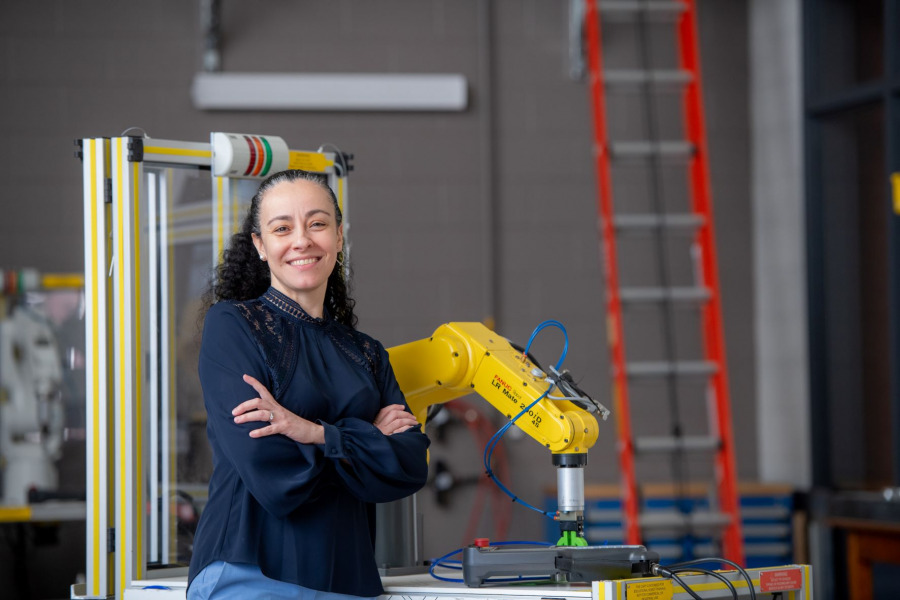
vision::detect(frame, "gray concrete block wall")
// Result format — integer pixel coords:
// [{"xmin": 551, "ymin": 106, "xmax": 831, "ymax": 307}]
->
[{"xmin": 0, "ymin": 0, "xmax": 752, "ymax": 594}]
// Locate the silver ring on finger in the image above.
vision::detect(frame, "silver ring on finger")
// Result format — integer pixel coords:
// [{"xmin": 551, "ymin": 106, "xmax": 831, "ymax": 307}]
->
[{"xmin": 268, "ymin": 411, "xmax": 274, "ymax": 422}]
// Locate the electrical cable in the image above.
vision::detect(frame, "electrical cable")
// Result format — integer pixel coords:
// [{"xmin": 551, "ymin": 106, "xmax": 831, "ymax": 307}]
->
[
  {"xmin": 666, "ymin": 570, "xmax": 705, "ymax": 600},
  {"xmin": 522, "ymin": 319, "xmax": 568, "ymax": 369},
  {"xmin": 654, "ymin": 563, "xmax": 744, "ymax": 600},
  {"xmin": 481, "ymin": 319, "xmax": 571, "ymax": 519},
  {"xmin": 667, "ymin": 558, "xmax": 757, "ymax": 600},
  {"xmin": 428, "ymin": 547, "xmax": 464, "ymax": 582},
  {"xmin": 482, "ymin": 389, "xmax": 554, "ymax": 517},
  {"xmin": 670, "ymin": 567, "xmax": 738, "ymax": 600}
]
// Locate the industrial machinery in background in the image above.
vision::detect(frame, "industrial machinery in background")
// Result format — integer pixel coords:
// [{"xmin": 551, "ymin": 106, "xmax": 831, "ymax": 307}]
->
[
  {"xmin": 0, "ymin": 269, "xmax": 81, "ymax": 506},
  {"xmin": 0, "ymin": 300, "xmax": 63, "ymax": 505},
  {"xmin": 0, "ymin": 269, "xmax": 87, "ymax": 600}
]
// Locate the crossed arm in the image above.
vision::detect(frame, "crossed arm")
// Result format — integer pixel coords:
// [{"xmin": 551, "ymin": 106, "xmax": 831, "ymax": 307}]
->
[{"xmin": 232, "ymin": 373, "xmax": 420, "ymax": 444}]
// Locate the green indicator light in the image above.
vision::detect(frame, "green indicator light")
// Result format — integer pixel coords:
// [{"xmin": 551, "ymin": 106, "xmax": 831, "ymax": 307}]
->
[{"xmin": 261, "ymin": 138, "xmax": 273, "ymax": 176}]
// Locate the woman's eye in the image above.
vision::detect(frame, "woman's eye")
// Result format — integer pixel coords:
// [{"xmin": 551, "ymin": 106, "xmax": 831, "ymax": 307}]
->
[
  {"xmin": 274, "ymin": 226, "xmax": 289, "ymax": 233},
  {"xmin": 310, "ymin": 222, "xmax": 326, "ymax": 229}
]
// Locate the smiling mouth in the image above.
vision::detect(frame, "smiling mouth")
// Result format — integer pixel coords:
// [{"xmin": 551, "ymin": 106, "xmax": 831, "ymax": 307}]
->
[{"xmin": 288, "ymin": 258, "xmax": 319, "ymax": 266}]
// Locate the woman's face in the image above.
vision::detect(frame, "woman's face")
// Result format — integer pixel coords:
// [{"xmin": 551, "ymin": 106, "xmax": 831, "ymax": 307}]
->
[{"xmin": 251, "ymin": 179, "xmax": 343, "ymax": 317}]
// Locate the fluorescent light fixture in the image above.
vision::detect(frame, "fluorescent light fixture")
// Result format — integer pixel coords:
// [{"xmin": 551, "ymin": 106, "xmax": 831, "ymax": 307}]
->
[{"xmin": 191, "ymin": 72, "xmax": 468, "ymax": 111}]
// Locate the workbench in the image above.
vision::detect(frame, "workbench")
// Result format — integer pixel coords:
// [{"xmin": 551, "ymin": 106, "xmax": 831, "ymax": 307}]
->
[{"xmin": 121, "ymin": 564, "xmax": 813, "ymax": 600}]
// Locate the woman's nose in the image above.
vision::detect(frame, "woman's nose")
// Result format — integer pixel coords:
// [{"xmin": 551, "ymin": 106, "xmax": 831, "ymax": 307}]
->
[{"xmin": 292, "ymin": 229, "xmax": 312, "ymax": 248}]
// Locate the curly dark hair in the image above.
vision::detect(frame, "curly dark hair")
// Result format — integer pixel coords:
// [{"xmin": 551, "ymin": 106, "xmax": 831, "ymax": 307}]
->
[{"xmin": 204, "ymin": 169, "xmax": 357, "ymax": 329}]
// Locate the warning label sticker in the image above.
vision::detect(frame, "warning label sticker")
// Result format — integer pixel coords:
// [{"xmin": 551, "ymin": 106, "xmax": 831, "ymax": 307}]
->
[
  {"xmin": 760, "ymin": 568, "xmax": 803, "ymax": 592},
  {"xmin": 626, "ymin": 579, "xmax": 673, "ymax": 600}
]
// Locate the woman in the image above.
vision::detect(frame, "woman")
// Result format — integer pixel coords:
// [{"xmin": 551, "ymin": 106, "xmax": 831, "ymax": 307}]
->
[{"xmin": 188, "ymin": 170, "xmax": 430, "ymax": 599}]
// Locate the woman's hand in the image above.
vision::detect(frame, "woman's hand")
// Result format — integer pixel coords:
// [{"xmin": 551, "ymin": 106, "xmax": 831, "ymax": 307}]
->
[
  {"xmin": 233, "ymin": 374, "xmax": 325, "ymax": 445},
  {"xmin": 373, "ymin": 404, "xmax": 419, "ymax": 436}
]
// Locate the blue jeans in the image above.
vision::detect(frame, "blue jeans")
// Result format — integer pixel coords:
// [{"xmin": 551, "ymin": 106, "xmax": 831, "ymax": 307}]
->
[{"xmin": 188, "ymin": 561, "xmax": 379, "ymax": 600}]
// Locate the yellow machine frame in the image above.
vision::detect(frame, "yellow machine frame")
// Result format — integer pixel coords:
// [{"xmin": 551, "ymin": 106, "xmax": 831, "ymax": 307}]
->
[{"xmin": 76, "ymin": 134, "xmax": 346, "ymax": 599}]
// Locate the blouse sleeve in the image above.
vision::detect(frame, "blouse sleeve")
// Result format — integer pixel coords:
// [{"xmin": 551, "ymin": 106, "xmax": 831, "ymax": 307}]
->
[
  {"xmin": 199, "ymin": 303, "xmax": 333, "ymax": 518},
  {"xmin": 319, "ymin": 341, "xmax": 431, "ymax": 503}
]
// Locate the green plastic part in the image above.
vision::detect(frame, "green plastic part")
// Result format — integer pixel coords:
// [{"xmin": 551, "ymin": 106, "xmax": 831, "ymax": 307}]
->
[{"xmin": 557, "ymin": 531, "xmax": 588, "ymax": 547}]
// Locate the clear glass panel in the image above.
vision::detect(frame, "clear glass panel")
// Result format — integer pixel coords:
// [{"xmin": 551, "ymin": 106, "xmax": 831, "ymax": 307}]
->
[
  {"xmin": 815, "ymin": 0, "xmax": 884, "ymax": 96},
  {"xmin": 818, "ymin": 102, "xmax": 890, "ymax": 489},
  {"xmin": 142, "ymin": 167, "xmax": 258, "ymax": 568}
]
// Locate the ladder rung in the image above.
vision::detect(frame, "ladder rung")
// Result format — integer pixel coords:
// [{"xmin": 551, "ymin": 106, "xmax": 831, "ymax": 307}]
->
[
  {"xmin": 634, "ymin": 435, "xmax": 720, "ymax": 453},
  {"xmin": 742, "ymin": 506, "xmax": 790, "ymax": 520},
  {"xmin": 600, "ymin": 1, "xmax": 688, "ymax": 19},
  {"xmin": 610, "ymin": 141, "xmax": 694, "ymax": 159},
  {"xmin": 604, "ymin": 69, "xmax": 693, "ymax": 88},
  {"xmin": 586, "ymin": 508, "xmax": 625, "ymax": 521},
  {"xmin": 613, "ymin": 213, "xmax": 706, "ymax": 231},
  {"xmin": 639, "ymin": 510, "xmax": 733, "ymax": 531},
  {"xmin": 626, "ymin": 361, "xmax": 718, "ymax": 377},
  {"xmin": 620, "ymin": 286, "xmax": 711, "ymax": 303},
  {"xmin": 744, "ymin": 524, "xmax": 792, "ymax": 538},
  {"xmin": 745, "ymin": 542, "xmax": 793, "ymax": 557}
]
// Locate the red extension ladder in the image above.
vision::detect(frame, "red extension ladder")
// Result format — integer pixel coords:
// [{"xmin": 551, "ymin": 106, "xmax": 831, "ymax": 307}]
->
[{"xmin": 583, "ymin": 0, "xmax": 745, "ymax": 564}]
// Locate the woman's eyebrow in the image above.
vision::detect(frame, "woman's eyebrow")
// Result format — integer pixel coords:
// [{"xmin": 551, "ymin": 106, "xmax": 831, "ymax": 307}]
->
[
  {"xmin": 265, "ymin": 208, "xmax": 332, "ymax": 227},
  {"xmin": 265, "ymin": 214, "xmax": 292, "ymax": 226}
]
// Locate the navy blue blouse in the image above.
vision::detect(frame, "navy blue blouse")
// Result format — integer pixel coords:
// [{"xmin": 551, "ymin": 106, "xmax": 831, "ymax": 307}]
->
[{"xmin": 187, "ymin": 288, "xmax": 430, "ymax": 597}]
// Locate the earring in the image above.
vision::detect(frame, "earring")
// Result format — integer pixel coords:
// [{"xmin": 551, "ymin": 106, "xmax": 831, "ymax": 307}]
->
[
  {"xmin": 336, "ymin": 251, "xmax": 344, "ymax": 267},
  {"xmin": 259, "ymin": 255, "xmax": 266, "ymax": 261}
]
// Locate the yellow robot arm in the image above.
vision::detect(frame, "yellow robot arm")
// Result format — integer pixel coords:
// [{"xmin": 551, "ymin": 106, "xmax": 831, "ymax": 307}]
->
[
  {"xmin": 387, "ymin": 322, "xmax": 606, "ymax": 454},
  {"xmin": 387, "ymin": 322, "xmax": 610, "ymax": 544}
]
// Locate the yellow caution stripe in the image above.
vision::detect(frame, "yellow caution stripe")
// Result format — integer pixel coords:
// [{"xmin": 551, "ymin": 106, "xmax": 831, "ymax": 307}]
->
[
  {"xmin": 42, "ymin": 273, "xmax": 85, "ymax": 289},
  {"xmin": 0, "ymin": 506, "xmax": 32, "ymax": 522}
]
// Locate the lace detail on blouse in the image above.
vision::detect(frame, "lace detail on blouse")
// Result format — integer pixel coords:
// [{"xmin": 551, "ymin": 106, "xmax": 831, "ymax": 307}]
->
[
  {"xmin": 232, "ymin": 290, "xmax": 381, "ymax": 394},
  {"xmin": 233, "ymin": 299, "xmax": 297, "ymax": 398},
  {"xmin": 262, "ymin": 288, "xmax": 325, "ymax": 325},
  {"xmin": 329, "ymin": 328, "xmax": 379, "ymax": 377}
]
